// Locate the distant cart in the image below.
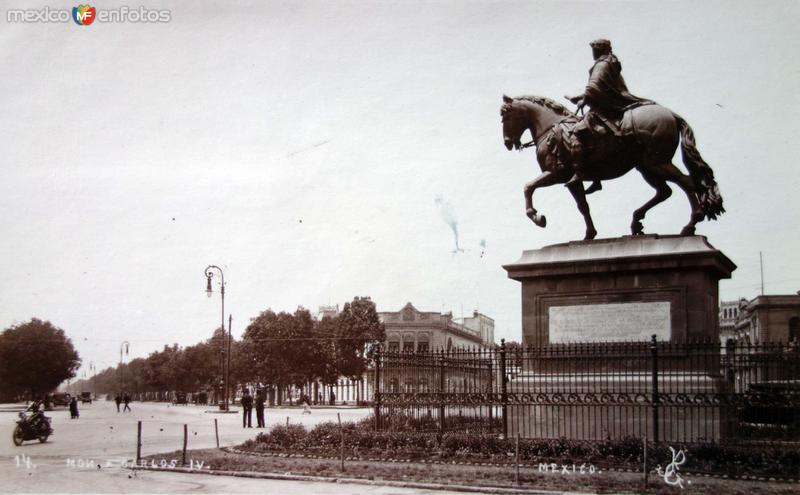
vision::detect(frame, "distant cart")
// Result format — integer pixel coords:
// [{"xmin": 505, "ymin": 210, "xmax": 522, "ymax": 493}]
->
[
  {"xmin": 79, "ymin": 392, "xmax": 92, "ymax": 404},
  {"xmin": 173, "ymin": 392, "xmax": 188, "ymax": 405}
]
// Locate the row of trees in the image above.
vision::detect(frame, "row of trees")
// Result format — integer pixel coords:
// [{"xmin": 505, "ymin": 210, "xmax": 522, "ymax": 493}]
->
[{"xmin": 66, "ymin": 297, "xmax": 385, "ymax": 399}]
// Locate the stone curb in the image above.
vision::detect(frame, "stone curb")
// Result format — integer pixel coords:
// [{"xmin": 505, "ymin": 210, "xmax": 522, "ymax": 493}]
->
[
  {"xmin": 130, "ymin": 465, "xmax": 598, "ymax": 495},
  {"xmin": 221, "ymin": 447, "xmax": 800, "ymax": 485}
]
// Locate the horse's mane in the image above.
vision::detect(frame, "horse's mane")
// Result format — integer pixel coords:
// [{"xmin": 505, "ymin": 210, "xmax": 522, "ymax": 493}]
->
[{"xmin": 513, "ymin": 95, "xmax": 574, "ymax": 117}]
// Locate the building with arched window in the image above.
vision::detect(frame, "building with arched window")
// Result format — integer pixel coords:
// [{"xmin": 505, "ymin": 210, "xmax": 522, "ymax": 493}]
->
[
  {"xmin": 380, "ymin": 302, "xmax": 495, "ymax": 351},
  {"xmin": 733, "ymin": 293, "xmax": 800, "ymax": 344},
  {"xmin": 719, "ymin": 299, "xmax": 743, "ymax": 343}
]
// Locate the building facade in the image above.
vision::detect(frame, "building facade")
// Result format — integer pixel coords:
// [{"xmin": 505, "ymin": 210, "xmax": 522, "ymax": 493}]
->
[
  {"xmin": 719, "ymin": 299, "xmax": 743, "ymax": 343},
  {"xmin": 733, "ymin": 293, "xmax": 800, "ymax": 344},
  {"xmin": 380, "ymin": 302, "xmax": 495, "ymax": 351}
]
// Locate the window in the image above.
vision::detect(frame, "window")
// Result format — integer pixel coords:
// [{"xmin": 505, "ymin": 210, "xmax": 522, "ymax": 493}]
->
[
  {"xmin": 417, "ymin": 341, "xmax": 429, "ymax": 352},
  {"xmin": 403, "ymin": 341, "xmax": 415, "ymax": 352},
  {"xmin": 388, "ymin": 341, "xmax": 400, "ymax": 352}
]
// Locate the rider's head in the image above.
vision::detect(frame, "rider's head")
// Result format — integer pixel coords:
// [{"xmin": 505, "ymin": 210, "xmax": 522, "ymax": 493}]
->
[{"xmin": 590, "ymin": 39, "xmax": 612, "ymax": 59}]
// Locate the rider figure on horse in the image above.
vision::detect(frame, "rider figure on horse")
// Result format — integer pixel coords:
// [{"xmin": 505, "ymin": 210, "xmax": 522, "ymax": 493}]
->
[{"xmin": 566, "ymin": 39, "xmax": 652, "ymax": 189}]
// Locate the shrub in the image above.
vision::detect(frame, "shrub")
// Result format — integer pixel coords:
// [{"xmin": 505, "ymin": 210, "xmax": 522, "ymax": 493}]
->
[
  {"xmin": 254, "ymin": 423, "xmax": 307, "ymax": 450},
  {"xmin": 241, "ymin": 419, "xmax": 800, "ymax": 477}
]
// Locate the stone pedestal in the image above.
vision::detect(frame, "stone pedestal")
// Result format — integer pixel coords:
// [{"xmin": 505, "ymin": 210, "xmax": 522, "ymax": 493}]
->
[{"xmin": 503, "ymin": 235, "xmax": 736, "ymax": 346}]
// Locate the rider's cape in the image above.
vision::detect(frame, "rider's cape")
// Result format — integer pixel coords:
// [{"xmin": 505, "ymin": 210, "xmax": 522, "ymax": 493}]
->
[{"xmin": 584, "ymin": 54, "xmax": 650, "ymax": 118}]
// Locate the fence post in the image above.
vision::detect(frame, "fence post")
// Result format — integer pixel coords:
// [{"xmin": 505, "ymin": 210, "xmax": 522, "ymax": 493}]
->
[
  {"xmin": 182, "ymin": 424, "xmax": 188, "ymax": 466},
  {"xmin": 500, "ymin": 339, "xmax": 508, "ymax": 438},
  {"xmin": 723, "ymin": 338, "xmax": 737, "ymax": 439},
  {"xmin": 650, "ymin": 334, "xmax": 659, "ymax": 444},
  {"xmin": 515, "ymin": 432, "xmax": 520, "ymax": 485},
  {"xmin": 214, "ymin": 418, "xmax": 219, "ymax": 448},
  {"xmin": 337, "ymin": 412, "xmax": 345, "ymax": 472},
  {"xmin": 643, "ymin": 434, "xmax": 648, "ymax": 488},
  {"xmin": 136, "ymin": 420, "xmax": 142, "ymax": 464},
  {"xmin": 438, "ymin": 349, "xmax": 446, "ymax": 432},
  {"xmin": 374, "ymin": 345, "xmax": 381, "ymax": 431},
  {"xmin": 487, "ymin": 360, "xmax": 493, "ymax": 422}
]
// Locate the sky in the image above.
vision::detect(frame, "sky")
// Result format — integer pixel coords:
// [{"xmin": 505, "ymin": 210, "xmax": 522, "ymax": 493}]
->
[{"xmin": 1, "ymin": 0, "xmax": 798, "ymax": 376}]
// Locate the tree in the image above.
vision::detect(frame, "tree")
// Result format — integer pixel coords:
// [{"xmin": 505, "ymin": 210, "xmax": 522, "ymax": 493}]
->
[
  {"xmin": 335, "ymin": 297, "xmax": 385, "ymax": 379},
  {"xmin": 0, "ymin": 318, "xmax": 81, "ymax": 400},
  {"xmin": 311, "ymin": 315, "xmax": 340, "ymax": 386}
]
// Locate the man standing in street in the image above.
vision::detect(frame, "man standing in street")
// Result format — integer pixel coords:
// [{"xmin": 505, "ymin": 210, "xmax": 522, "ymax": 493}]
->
[
  {"xmin": 123, "ymin": 393, "xmax": 132, "ymax": 412},
  {"xmin": 115, "ymin": 394, "xmax": 121, "ymax": 413},
  {"xmin": 255, "ymin": 390, "xmax": 265, "ymax": 428},
  {"xmin": 241, "ymin": 389, "xmax": 253, "ymax": 428}
]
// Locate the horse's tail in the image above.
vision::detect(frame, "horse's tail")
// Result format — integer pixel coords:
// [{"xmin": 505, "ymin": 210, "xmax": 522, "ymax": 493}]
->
[{"xmin": 673, "ymin": 112, "xmax": 724, "ymax": 220}]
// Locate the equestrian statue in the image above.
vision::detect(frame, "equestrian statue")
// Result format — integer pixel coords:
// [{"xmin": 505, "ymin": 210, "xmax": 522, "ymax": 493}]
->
[{"xmin": 501, "ymin": 39, "xmax": 723, "ymax": 240}]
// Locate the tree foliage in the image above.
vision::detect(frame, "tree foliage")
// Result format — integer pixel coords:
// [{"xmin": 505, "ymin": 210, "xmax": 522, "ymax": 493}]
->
[
  {"xmin": 65, "ymin": 297, "xmax": 386, "ymax": 398},
  {"xmin": 336, "ymin": 297, "xmax": 385, "ymax": 379},
  {"xmin": 0, "ymin": 318, "xmax": 81, "ymax": 399}
]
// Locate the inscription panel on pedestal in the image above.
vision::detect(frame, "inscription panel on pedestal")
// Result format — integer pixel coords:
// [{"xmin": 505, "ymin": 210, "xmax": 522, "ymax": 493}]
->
[{"xmin": 548, "ymin": 302, "xmax": 671, "ymax": 343}]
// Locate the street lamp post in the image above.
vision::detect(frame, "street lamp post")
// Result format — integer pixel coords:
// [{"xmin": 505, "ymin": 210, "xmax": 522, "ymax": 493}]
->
[
  {"xmin": 89, "ymin": 362, "xmax": 96, "ymax": 399},
  {"xmin": 120, "ymin": 341, "xmax": 129, "ymax": 393},
  {"xmin": 205, "ymin": 265, "xmax": 230, "ymax": 411}
]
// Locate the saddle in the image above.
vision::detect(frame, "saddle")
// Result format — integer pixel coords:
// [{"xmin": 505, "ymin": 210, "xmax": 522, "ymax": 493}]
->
[{"xmin": 570, "ymin": 101, "xmax": 653, "ymax": 164}]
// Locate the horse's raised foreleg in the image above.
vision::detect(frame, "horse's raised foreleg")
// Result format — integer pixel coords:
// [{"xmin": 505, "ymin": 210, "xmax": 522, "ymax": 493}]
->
[
  {"xmin": 566, "ymin": 182, "xmax": 597, "ymax": 240},
  {"xmin": 661, "ymin": 162, "xmax": 704, "ymax": 235},
  {"xmin": 524, "ymin": 171, "xmax": 559, "ymax": 228},
  {"xmin": 632, "ymin": 169, "xmax": 672, "ymax": 235}
]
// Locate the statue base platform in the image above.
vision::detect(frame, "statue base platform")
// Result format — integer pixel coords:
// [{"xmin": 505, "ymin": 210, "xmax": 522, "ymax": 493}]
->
[{"xmin": 503, "ymin": 235, "xmax": 736, "ymax": 346}]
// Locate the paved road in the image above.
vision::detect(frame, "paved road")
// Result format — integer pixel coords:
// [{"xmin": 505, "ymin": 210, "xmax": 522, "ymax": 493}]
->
[{"xmin": 0, "ymin": 401, "xmax": 466, "ymax": 494}]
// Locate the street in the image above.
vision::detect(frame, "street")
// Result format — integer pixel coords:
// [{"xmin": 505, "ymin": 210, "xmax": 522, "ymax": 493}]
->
[{"xmin": 0, "ymin": 401, "xmax": 464, "ymax": 494}]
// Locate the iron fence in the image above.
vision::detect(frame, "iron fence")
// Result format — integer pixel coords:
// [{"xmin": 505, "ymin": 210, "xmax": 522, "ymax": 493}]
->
[{"xmin": 374, "ymin": 337, "xmax": 800, "ymax": 444}]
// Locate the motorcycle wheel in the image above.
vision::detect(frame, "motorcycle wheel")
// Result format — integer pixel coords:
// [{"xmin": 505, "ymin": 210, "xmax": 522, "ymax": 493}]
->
[
  {"xmin": 12, "ymin": 426, "xmax": 24, "ymax": 446},
  {"xmin": 38, "ymin": 432, "xmax": 49, "ymax": 443}
]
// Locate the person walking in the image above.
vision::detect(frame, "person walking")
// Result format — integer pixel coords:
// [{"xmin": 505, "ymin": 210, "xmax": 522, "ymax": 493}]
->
[
  {"xmin": 123, "ymin": 393, "xmax": 132, "ymax": 412},
  {"xmin": 69, "ymin": 397, "xmax": 79, "ymax": 419},
  {"xmin": 255, "ymin": 390, "xmax": 265, "ymax": 428},
  {"xmin": 241, "ymin": 389, "xmax": 253, "ymax": 428},
  {"xmin": 115, "ymin": 394, "xmax": 121, "ymax": 413}
]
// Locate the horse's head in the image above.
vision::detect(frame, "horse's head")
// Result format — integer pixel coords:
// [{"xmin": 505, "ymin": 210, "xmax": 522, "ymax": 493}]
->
[
  {"xmin": 500, "ymin": 95, "xmax": 525, "ymax": 151},
  {"xmin": 501, "ymin": 94, "xmax": 574, "ymax": 151}
]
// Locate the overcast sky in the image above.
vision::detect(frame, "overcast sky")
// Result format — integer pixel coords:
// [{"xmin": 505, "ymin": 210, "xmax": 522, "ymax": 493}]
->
[{"xmin": 1, "ymin": 0, "xmax": 798, "ymax": 375}]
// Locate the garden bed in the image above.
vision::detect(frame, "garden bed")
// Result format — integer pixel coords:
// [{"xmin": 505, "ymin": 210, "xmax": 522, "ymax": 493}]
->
[
  {"xmin": 234, "ymin": 417, "xmax": 800, "ymax": 480},
  {"xmin": 140, "ymin": 447, "xmax": 799, "ymax": 495}
]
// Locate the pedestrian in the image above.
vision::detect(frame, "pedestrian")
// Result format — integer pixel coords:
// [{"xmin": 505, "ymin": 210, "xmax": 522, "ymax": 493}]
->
[
  {"xmin": 115, "ymin": 394, "xmax": 121, "ymax": 413},
  {"xmin": 123, "ymin": 393, "xmax": 132, "ymax": 412},
  {"xmin": 329, "ymin": 390, "xmax": 335, "ymax": 406},
  {"xmin": 241, "ymin": 389, "xmax": 253, "ymax": 428},
  {"xmin": 69, "ymin": 397, "xmax": 79, "ymax": 419},
  {"xmin": 302, "ymin": 394, "xmax": 311, "ymax": 415},
  {"xmin": 255, "ymin": 390, "xmax": 265, "ymax": 428}
]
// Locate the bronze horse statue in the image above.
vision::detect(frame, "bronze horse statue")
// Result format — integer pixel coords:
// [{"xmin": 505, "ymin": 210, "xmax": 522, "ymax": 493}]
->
[{"xmin": 500, "ymin": 95, "xmax": 724, "ymax": 240}]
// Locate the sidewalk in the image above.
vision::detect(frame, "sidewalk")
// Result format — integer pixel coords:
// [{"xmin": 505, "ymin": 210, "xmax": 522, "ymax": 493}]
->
[{"xmin": 0, "ymin": 403, "xmax": 26, "ymax": 413}]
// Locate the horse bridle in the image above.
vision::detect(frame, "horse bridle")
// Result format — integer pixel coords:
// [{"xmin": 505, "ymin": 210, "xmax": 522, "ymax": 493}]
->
[
  {"xmin": 519, "ymin": 123, "xmax": 556, "ymax": 150},
  {"xmin": 519, "ymin": 116, "xmax": 575, "ymax": 150}
]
